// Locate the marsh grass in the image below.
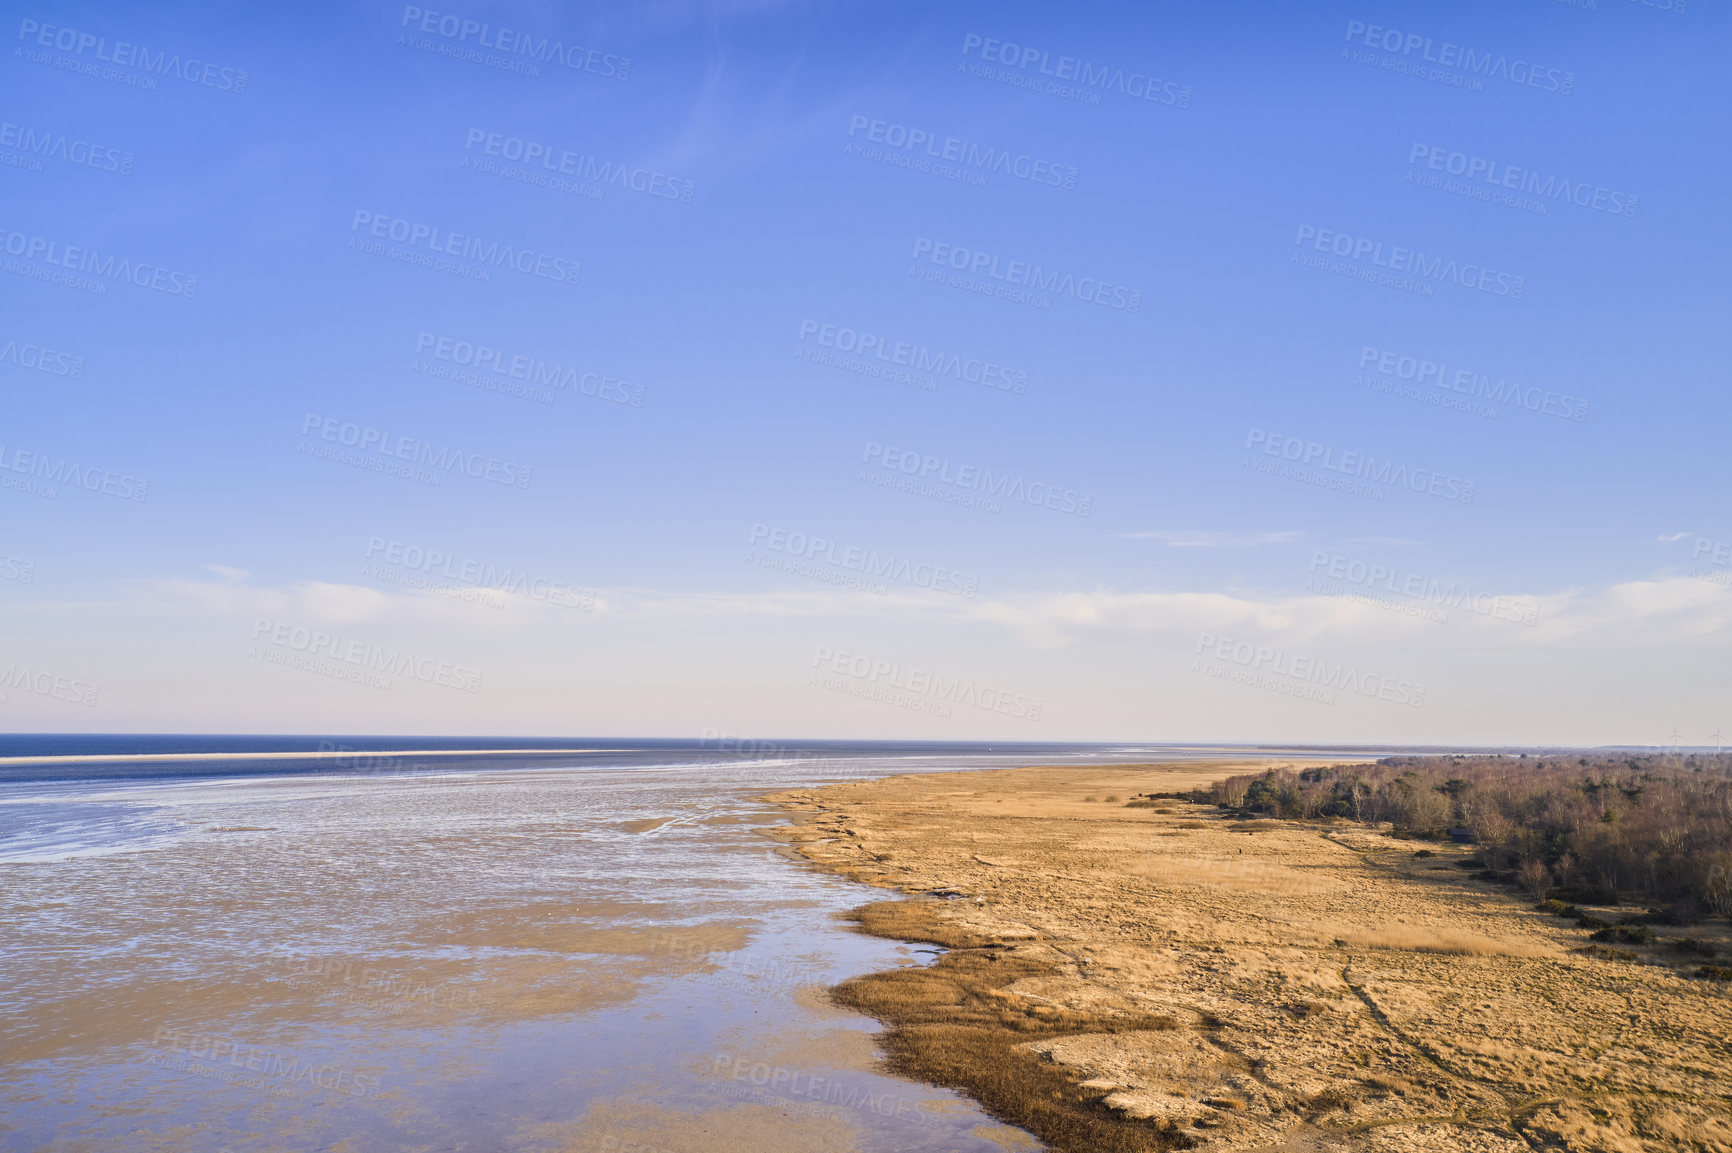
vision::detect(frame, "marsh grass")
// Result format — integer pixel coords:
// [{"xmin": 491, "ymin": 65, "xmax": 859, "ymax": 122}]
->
[
  {"xmin": 1571, "ymin": 944, "xmax": 1638, "ymax": 963},
  {"xmin": 833, "ymin": 901, "xmax": 1192, "ymax": 1153}
]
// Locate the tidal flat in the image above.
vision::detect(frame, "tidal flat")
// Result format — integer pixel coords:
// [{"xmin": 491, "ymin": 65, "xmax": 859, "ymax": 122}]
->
[{"xmin": 0, "ymin": 760, "xmax": 1047, "ymax": 1152}]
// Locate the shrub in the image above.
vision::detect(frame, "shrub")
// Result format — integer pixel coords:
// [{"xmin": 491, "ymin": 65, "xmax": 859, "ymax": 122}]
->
[
  {"xmin": 1549, "ymin": 883, "xmax": 1621, "ymax": 906},
  {"xmin": 1571, "ymin": 944, "xmax": 1638, "ymax": 962},
  {"xmin": 1591, "ymin": 924, "xmax": 1654, "ymax": 946}
]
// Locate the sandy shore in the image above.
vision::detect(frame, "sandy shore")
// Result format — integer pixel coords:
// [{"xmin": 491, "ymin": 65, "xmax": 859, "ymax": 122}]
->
[{"xmin": 772, "ymin": 762, "xmax": 1732, "ymax": 1152}]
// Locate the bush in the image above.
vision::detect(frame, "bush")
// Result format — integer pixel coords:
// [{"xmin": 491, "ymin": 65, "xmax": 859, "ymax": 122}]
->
[
  {"xmin": 1591, "ymin": 924, "xmax": 1654, "ymax": 946},
  {"xmin": 1572, "ymin": 945, "xmax": 1638, "ymax": 963},
  {"xmin": 1549, "ymin": 883, "xmax": 1621, "ymax": 907}
]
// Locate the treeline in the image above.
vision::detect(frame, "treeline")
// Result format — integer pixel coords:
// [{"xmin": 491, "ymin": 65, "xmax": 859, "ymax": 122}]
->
[{"xmin": 1184, "ymin": 754, "xmax": 1732, "ymax": 918}]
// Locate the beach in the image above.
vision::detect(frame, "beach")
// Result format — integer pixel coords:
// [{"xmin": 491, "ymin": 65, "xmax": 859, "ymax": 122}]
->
[{"xmin": 774, "ymin": 761, "xmax": 1732, "ymax": 1152}]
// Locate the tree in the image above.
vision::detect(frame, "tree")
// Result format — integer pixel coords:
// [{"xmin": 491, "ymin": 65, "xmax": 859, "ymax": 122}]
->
[{"xmin": 1517, "ymin": 859, "xmax": 1551, "ymax": 901}]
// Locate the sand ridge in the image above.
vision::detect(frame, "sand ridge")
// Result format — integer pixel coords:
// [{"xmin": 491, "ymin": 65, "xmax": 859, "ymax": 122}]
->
[{"xmin": 772, "ymin": 762, "xmax": 1732, "ymax": 1152}]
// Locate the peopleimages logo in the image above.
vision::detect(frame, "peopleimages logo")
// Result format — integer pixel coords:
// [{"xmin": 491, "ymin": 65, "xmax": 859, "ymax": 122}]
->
[
  {"xmin": 811, "ymin": 646, "xmax": 1044, "ymax": 721},
  {"xmin": 15, "ymin": 18, "xmax": 250, "ymax": 93},
  {"xmin": 846, "ymin": 115, "xmax": 1078, "ymax": 189},
  {"xmin": 349, "ymin": 211, "xmax": 580, "ymax": 286},
  {"xmin": 1307, "ymin": 550, "xmax": 1538, "ymax": 626},
  {"xmin": 250, "ymin": 618, "xmax": 483, "ymax": 694},
  {"xmin": 298, "ymin": 414, "xmax": 533, "ymax": 489},
  {"xmin": 1244, "ymin": 428, "xmax": 1475, "ymax": 504},
  {"xmin": 910, "ymin": 238, "xmax": 1142, "ymax": 311},
  {"xmin": 749, "ymin": 524, "xmax": 979, "ymax": 598},
  {"xmin": 1357, "ymin": 346, "xmax": 1588, "ymax": 423},
  {"xmin": 1690, "ymin": 538, "xmax": 1732, "ymax": 589},
  {"xmin": 1294, "ymin": 225, "xmax": 1524, "ymax": 300},
  {"xmin": 862, "ymin": 442, "xmax": 1091, "ymax": 516},
  {"xmin": 0, "ymin": 444, "xmax": 149, "ymax": 502},
  {"xmin": 414, "ymin": 332, "xmax": 643, "ymax": 406},
  {"xmin": 0, "ymin": 663, "xmax": 100, "ymax": 707},
  {"xmin": 399, "ymin": 7, "xmax": 630, "ymax": 80},
  {"xmin": 797, "ymin": 320, "xmax": 1027, "ymax": 394},
  {"xmin": 462, "ymin": 129, "xmax": 693, "ymax": 203},
  {"xmin": 1342, "ymin": 20, "xmax": 1575, "ymax": 95},
  {"xmin": 1194, "ymin": 632, "xmax": 1425, "ymax": 708},
  {"xmin": 1406, "ymin": 144, "xmax": 1636, "ymax": 219},
  {"xmin": 364, "ymin": 536, "xmax": 596, "ymax": 610},
  {"xmin": 0, "ymin": 120, "xmax": 133, "ymax": 175},
  {"xmin": 0, "ymin": 227, "xmax": 198, "ymax": 297},
  {"xmin": 0, "ymin": 336, "xmax": 83, "ymax": 378},
  {"xmin": 959, "ymin": 34, "xmax": 1191, "ymax": 108},
  {"xmin": 151, "ymin": 1027, "xmax": 382, "ymax": 1099}
]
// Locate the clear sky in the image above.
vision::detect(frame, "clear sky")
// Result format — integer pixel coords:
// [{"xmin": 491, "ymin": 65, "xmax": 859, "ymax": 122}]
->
[{"xmin": 2, "ymin": 0, "xmax": 1727, "ymax": 744}]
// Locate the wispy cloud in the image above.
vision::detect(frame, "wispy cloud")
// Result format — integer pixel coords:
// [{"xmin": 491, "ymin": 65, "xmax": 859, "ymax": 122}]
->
[
  {"xmin": 1118, "ymin": 530, "xmax": 1299, "ymax": 548},
  {"xmin": 100, "ymin": 569, "xmax": 1732, "ymax": 655}
]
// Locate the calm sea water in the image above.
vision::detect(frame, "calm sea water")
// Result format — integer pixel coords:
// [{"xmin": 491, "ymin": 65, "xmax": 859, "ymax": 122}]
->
[{"xmin": 0, "ymin": 738, "xmax": 1392, "ymax": 1152}]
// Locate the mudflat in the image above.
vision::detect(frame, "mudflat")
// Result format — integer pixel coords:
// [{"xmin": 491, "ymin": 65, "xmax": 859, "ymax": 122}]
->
[{"xmin": 772, "ymin": 762, "xmax": 1732, "ymax": 1152}]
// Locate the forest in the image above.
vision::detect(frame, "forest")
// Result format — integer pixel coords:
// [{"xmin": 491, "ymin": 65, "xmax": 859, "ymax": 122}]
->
[{"xmin": 1183, "ymin": 752, "xmax": 1732, "ymax": 918}]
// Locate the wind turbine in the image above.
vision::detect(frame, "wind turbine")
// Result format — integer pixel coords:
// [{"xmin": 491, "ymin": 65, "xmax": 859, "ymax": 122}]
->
[
  {"xmin": 1711, "ymin": 726, "xmax": 1725, "ymax": 755},
  {"xmin": 1666, "ymin": 726, "xmax": 1685, "ymax": 755}
]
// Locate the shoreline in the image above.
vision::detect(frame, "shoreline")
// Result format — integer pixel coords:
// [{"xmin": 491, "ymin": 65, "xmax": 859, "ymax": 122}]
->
[{"xmin": 772, "ymin": 761, "xmax": 1732, "ymax": 1152}]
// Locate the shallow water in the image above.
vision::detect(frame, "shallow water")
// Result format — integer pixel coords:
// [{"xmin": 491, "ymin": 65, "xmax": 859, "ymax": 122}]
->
[{"xmin": 0, "ymin": 743, "xmax": 1374, "ymax": 1151}]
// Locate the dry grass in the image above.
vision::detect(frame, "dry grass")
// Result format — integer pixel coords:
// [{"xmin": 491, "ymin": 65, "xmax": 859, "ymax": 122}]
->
[
  {"xmin": 1305, "ymin": 1084, "xmax": 1357, "ymax": 1115},
  {"xmin": 833, "ymin": 901, "xmax": 1190, "ymax": 1153},
  {"xmin": 775, "ymin": 762, "xmax": 1732, "ymax": 1151},
  {"xmin": 848, "ymin": 900, "xmax": 997, "ymax": 950},
  {"xmin": 1336, "ymin": 929, "xmax": 1549, "ymax": 958}
]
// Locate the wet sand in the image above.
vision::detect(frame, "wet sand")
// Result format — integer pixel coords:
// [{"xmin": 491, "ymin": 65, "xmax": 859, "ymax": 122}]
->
[
  {"xmin": 773, "ymin": 762, "xmax": 1732, "ymax": 1152},
  {"xmin": 0, "ymin": 764, "xmax": 1039, "ymax": 1152}
]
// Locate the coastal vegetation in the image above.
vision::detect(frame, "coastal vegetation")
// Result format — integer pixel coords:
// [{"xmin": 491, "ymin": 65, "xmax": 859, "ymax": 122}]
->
[
  {"xmin": 1179, "ymin": 752, "xmax": 1732, "ymax": 917},
  {"xmin": 782, "ymin": 762, "xmax": 1732, "ymax": 1150}
]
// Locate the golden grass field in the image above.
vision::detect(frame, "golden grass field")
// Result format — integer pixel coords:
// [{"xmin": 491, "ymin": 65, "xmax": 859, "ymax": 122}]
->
[{"xmin": 771, "ymin": 762, "xmax": 1732, "ymax": 1152}]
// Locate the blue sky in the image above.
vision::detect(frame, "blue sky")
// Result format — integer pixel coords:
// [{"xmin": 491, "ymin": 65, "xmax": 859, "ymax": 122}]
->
[{"xmin": 3, "ymin": 0, "xmax": 1728, "ymax": 743}]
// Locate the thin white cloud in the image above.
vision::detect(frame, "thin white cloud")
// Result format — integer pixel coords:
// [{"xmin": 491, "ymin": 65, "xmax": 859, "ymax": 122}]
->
[
  {"xmin": 103, "ymin": 563, "xmax": 1732, "ymax": 655},
  {"xmin": 1118, "ymin": 530, "xmax": 1300, "ymax": 547}
]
